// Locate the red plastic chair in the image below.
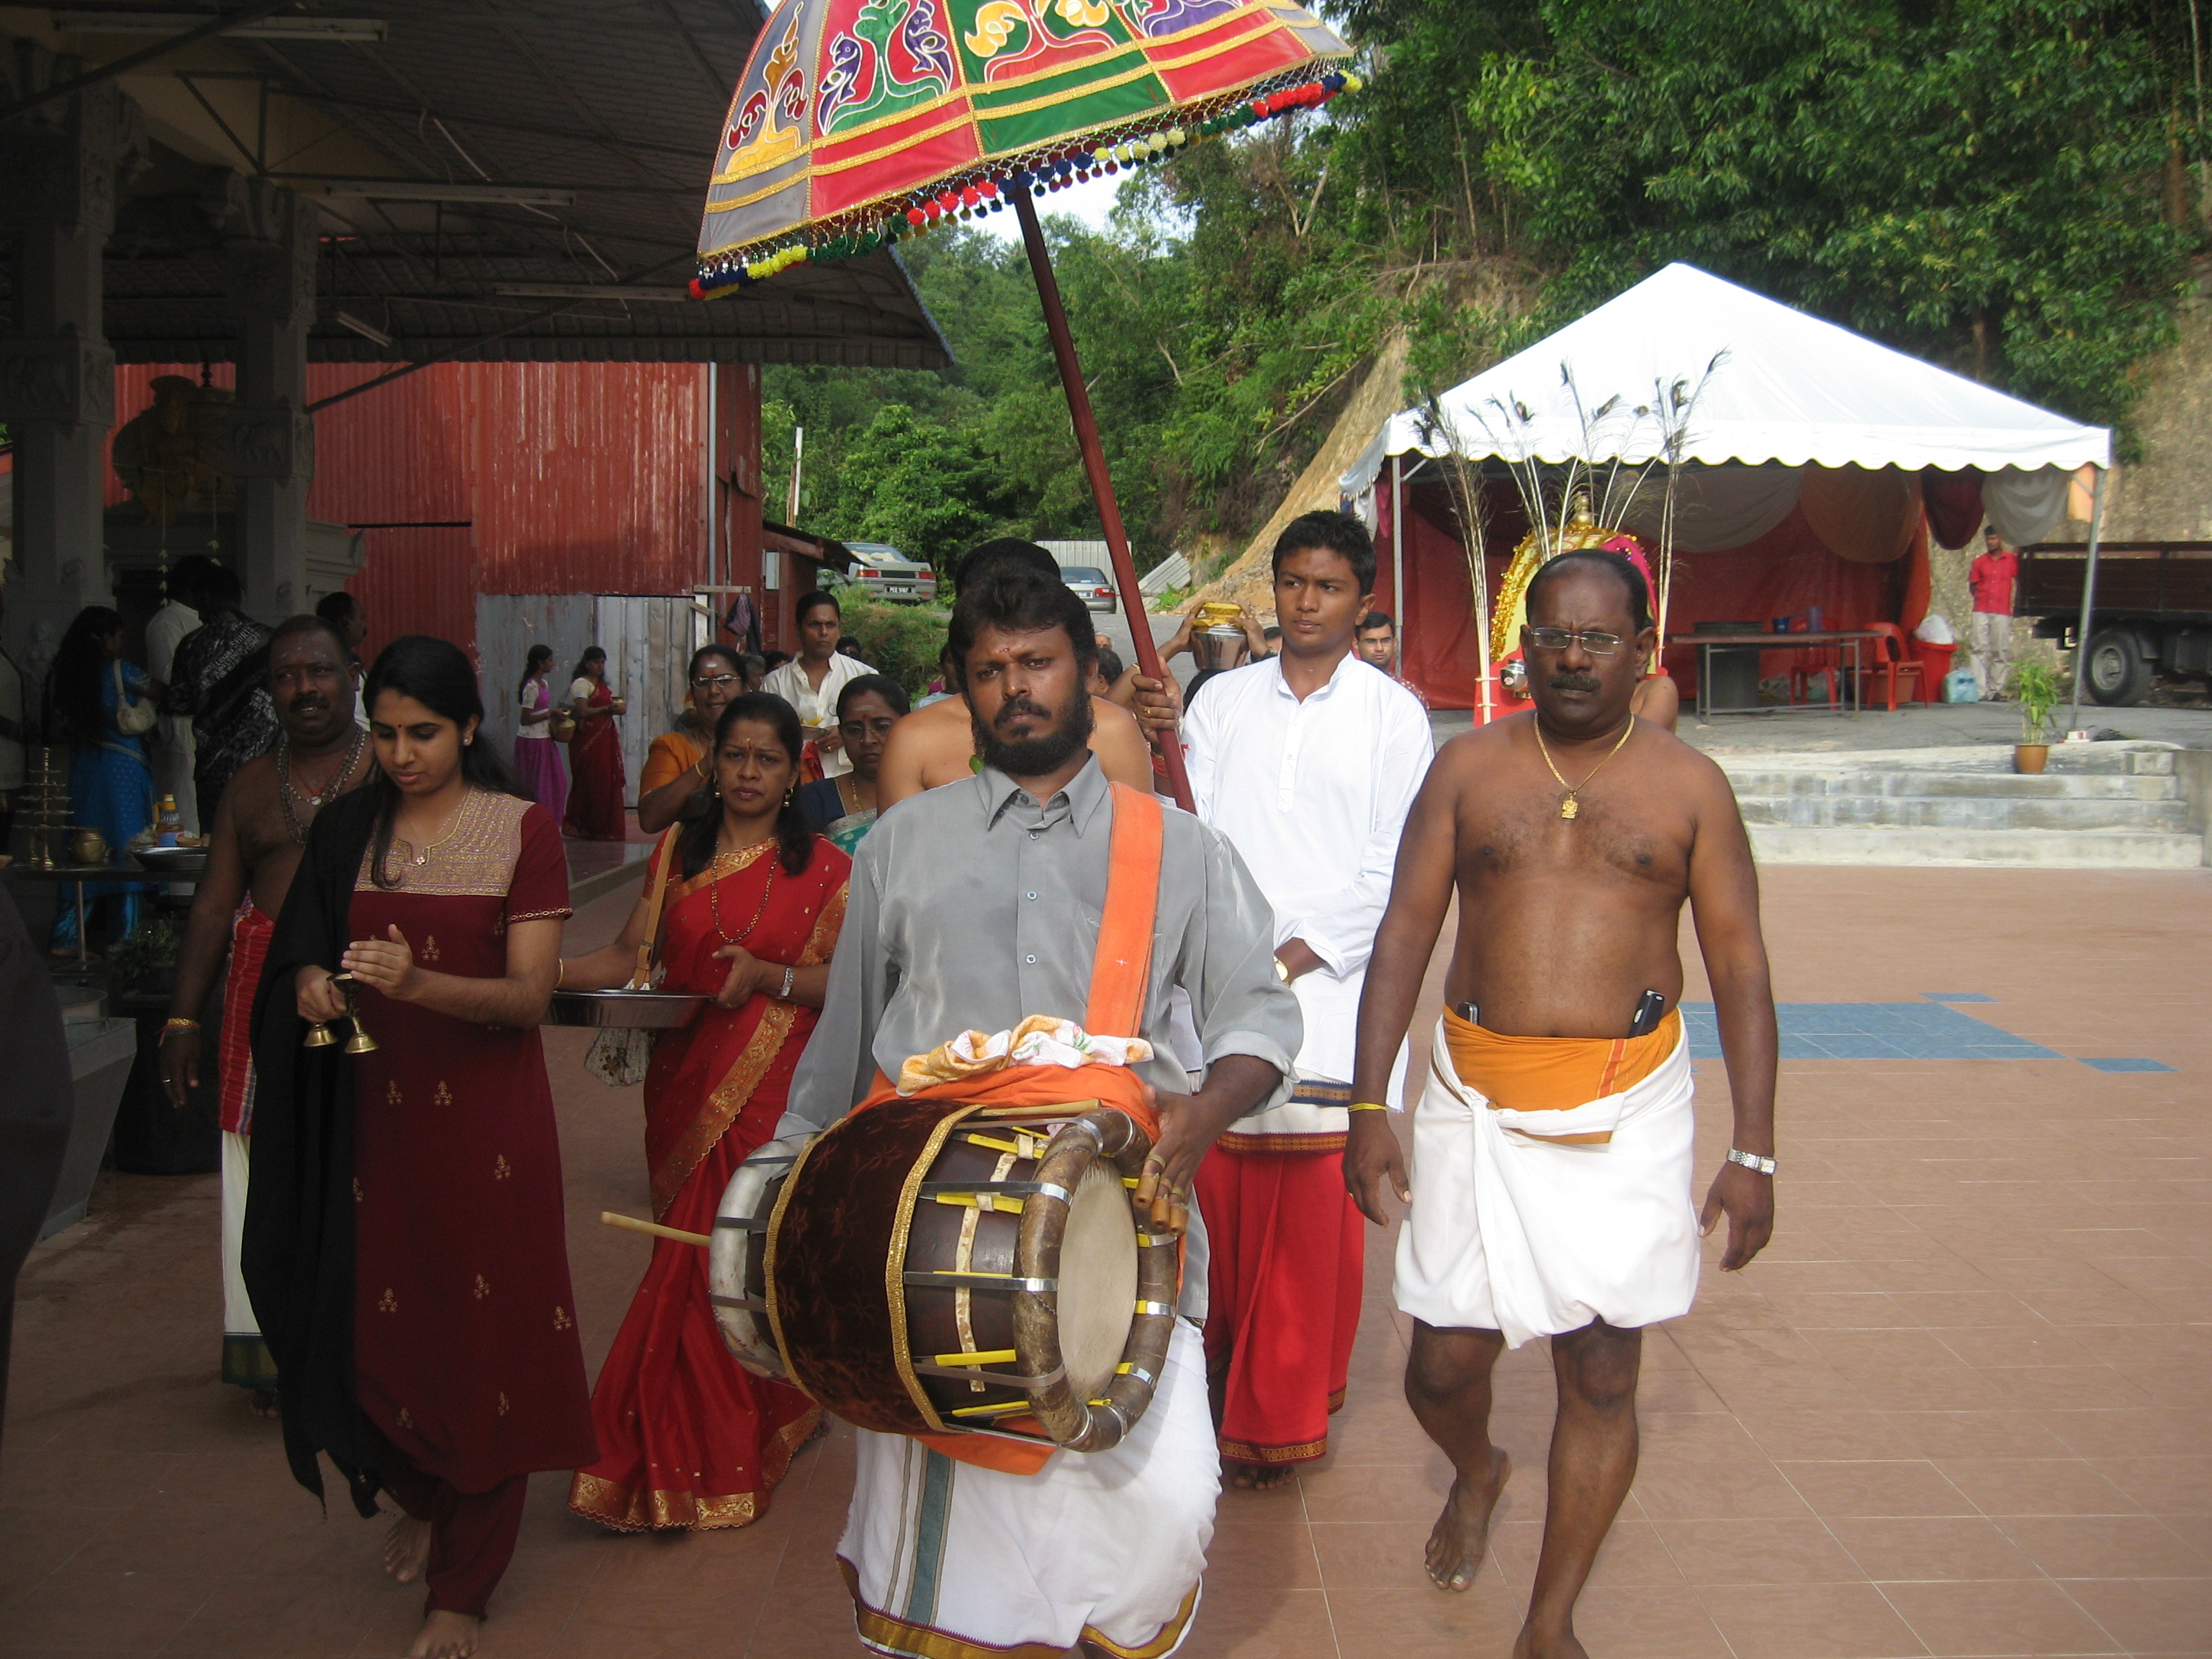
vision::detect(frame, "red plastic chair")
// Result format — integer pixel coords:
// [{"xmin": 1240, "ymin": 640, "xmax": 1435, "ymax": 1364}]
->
[
  {"xmin": 1853, "ymin": 622, "xmax": 1928, "ymax": 711},
  {"xmin": 1787, "ymin": 644, "xmax": 1840, "ymax": 708}
]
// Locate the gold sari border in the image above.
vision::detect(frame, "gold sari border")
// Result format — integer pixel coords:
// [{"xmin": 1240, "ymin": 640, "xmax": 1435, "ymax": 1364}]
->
[
  {"xmin": 651, "ymin": 999, "xmax": 797, "ymax": 1218},
  {"xmin": 567, "ymin": 1470, "xmax": 765, "ymax": 1533},
  {"xmin": 839, "ymin": 1556, "xmax": 1073, "ymax": 1659},
  {"xmin": 1217, "ymin": 1432, "xmax": 1329, "ymax": 1465}
]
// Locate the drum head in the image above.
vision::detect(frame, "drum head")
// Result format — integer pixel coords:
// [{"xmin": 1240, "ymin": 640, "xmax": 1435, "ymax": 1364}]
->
[{"xmin": 1053, "ymin": 1160, "xmax": 1138, "ymax": 1403}]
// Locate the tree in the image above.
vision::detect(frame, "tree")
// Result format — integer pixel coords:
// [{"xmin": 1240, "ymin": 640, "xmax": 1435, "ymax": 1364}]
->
[{"xmin": 819, "ymin": 403, "xmax": 1016, "ymax": 572}]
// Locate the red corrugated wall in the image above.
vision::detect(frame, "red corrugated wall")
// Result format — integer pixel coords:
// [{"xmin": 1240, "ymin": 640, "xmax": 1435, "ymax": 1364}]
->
[{"xmin": 106, "ymin": 361, "xmax": 721, "ymax": 663}]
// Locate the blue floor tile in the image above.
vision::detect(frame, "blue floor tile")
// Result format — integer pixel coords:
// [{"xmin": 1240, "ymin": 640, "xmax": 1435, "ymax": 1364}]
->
[
  {"xmin": 1921, "ymin": 992, "xmax": 1996, "ymax": 1004},
  {"xmin": 2077, "ymin": 1057, "xmax": 2176, "ymax": 1074},
  {"xmin": 1678, "ymin": 1002, "xmax": 2062, "ymax": 1061}
]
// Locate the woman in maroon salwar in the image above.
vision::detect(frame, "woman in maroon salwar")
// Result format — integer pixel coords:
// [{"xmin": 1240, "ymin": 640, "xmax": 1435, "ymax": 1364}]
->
[
  {"xmin": 562, "ymin": 692, "xmax": 849, "ymax": 1531},
  {"xmin": 256, "ymin": 636, "xmax": 592, "ymax": 1659},
  {"xmin": 563, "ymin": 645, "xmax": 627, "ymax": 840}
]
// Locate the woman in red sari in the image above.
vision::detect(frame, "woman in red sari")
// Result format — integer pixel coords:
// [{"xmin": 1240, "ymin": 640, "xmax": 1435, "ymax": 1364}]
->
[
  {"xmin": 563, "ymin": 645, "xmax": 627, "ymax": 840},
  {"xmin": 562, "ymin": 691, "xmax": 850, "ymax": 1531}
]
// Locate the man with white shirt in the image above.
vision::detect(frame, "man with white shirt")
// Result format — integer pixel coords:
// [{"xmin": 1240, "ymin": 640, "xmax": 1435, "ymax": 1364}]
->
[
  {"xmin": 760, "ymin": 590, "xmax": 873, "ymax": 777},
  {"xmin": 145, "ymin": 555, "xmax": 217, "ymax": 835},
  {"xmin": 1182, "ymin": 510, "xmax": 1434, "ymax": 1489}
]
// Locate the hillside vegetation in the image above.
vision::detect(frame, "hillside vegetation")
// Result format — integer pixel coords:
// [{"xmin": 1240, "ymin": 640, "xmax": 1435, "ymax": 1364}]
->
[{"xmin": 767, "ymin": 0, "xmax": 2205, "ymax": 581}]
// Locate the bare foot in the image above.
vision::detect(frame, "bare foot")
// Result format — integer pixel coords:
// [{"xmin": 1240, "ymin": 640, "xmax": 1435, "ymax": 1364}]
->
[
  {"xmin": 246, "ymin": 1389, "xmax": 280, "ymax": 1420},
  {"xmin": 1512, "ymin": 1626, "xmax": 1589, "ymax": 1659},
  {"xmin": 1425, "ymin": 1447, "xmax": 1510, "ymax": 1592},
  {"xmin": 1225, "ymin": 1460, "xmax": 1298, "ymax": 1492},
  {"xmin": 408, "ymin": 1609, "xmax": 480, "ymax": 1659},
  {"xmin": 384, "ymin": 1514, "xmax": 431, "ymax": 1583}
]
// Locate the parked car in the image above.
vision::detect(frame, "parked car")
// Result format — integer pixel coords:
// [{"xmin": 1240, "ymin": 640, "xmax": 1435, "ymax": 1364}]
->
[
  {"xmin": 1061, "ymin": 565, "xmax": 1118, "ymax": 613},
  {"xmin": 841, "ymin": 542, "xmax": 938, "ymax": 604}
]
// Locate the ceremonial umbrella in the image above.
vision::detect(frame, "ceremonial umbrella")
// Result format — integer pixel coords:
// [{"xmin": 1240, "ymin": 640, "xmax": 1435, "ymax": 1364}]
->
[{"xmin": 695, "ymin": 0, "xmax": 1355, "ymax": 808}]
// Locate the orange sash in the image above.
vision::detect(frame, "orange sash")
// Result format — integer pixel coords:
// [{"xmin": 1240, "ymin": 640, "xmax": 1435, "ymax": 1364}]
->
[
  {"xmin": 849, "ymin": 783, "xmax": 1165, "ymax": 1474},
  {"xmin": 1442, "ymin": 1009, "xmax": 1681, "ymax": 1144}
]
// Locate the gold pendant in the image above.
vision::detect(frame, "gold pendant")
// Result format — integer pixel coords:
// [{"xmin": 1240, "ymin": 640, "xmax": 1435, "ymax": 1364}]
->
[{"xmin": 1560, "ymin": 796, "xmax": 1580, "ymax": 820}]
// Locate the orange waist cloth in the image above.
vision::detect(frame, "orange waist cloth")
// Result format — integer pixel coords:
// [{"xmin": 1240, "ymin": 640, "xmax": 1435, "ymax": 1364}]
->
[{"xmin": 1442, "ymin": 1008, "xmax": 1681, "ymax": 1114}]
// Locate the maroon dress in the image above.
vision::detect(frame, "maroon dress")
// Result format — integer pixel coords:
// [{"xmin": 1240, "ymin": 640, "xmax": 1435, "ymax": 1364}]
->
[{"xmin": 345, "ymin": 791, "xmax": 595, "ymax": 1612}]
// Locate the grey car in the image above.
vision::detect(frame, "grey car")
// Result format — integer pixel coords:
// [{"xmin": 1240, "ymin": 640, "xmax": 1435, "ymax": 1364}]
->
[
  {"xmin": 841, "ymin": 541, "xmax": 938, "ymax": 604},
  {"xmin": 1061, "ymin": 565, "xmax": 1118, "ymax": 613}
]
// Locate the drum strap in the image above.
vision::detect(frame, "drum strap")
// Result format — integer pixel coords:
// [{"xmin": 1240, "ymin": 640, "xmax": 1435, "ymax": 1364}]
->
[{"xmin": 1083, "ymin": 783, "xmax": 1163, "ymax": 1040}]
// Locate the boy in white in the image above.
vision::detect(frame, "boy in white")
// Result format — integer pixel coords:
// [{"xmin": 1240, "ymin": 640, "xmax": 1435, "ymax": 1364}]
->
[{"xmin": 1182, "ymin": 510, "xmax": 1433, "ymax": 1485}]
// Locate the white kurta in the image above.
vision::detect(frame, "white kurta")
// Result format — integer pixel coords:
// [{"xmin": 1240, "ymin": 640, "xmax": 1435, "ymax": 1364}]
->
[
  {"xmin": 762, "ymin": 652, "xmax": 874, "ymax": 778},
  {"xmin": 144, "ymin": 600, "xmax": 200, "ymax": 833},
  {"xmin": 840, "ymin": 1319, "xmax": 1218, "ymax": 1659},
  {"xmin": 1182, "ymin": 652, "xmax": 1431, "ymax": 1119},
  {"xmin": 1396, "ymin": 1019, "xmax": 1701, "ymax": 1347}
]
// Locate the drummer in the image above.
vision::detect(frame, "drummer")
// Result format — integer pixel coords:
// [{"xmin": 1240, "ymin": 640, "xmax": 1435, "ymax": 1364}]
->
[{"xmin": 779, "ymin": 562, "xmax": 1301, "ymax": 1659}]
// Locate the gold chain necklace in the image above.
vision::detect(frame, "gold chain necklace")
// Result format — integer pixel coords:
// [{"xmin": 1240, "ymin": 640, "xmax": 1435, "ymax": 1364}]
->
[
  {"xmin": 395, "ymin": 791, "xmax": 472, "ymax": 868},
  {"xmin": 1532, "ymin": 717, "xmax": 1634, "ymax": 821},
  {"xmin": 708, "ymin": 837, "xmax": 778, "ymax": 945}
]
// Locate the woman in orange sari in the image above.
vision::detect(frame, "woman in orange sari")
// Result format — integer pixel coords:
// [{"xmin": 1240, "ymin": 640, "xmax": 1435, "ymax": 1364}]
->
[{"xmin": 560, "ymin": 692, "xmax": 850, "ymax": 1530}]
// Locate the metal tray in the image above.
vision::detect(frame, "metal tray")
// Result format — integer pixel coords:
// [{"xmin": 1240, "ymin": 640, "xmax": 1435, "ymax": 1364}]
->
[
  {"xmin": 547, "ymin": 988, "xmax": 710, "ymax": 1029},
  {"xmin": 132, "ymin": 846, "xmax": 210, "ymax": 878}
]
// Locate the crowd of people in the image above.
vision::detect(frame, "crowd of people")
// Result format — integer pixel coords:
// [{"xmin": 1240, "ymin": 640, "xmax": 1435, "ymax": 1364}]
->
[{"xmin": 6, "ymin": 514, "xmax": 1778, "ymax": 1659}]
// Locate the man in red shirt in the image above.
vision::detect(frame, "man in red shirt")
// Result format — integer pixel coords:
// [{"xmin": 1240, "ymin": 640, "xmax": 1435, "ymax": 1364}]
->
[{"xmin": 1969, "ymin": 528, "xmax": 2019, "ymax": 698}]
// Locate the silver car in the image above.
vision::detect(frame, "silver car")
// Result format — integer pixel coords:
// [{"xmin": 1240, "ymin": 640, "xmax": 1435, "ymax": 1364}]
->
[
  {"xmin": 1061, "ymin": 565, "xmax": 1118, "ymax": 613},
  {"xmin": 842, "ymin": 541, "xmax": 938, "ymax": 604}
]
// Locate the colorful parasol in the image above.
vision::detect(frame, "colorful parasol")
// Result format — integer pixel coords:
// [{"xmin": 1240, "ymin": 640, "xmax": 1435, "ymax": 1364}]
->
[{"xmin": 695, "ymin": 1, "xmax": 1355, "ymax": 808}]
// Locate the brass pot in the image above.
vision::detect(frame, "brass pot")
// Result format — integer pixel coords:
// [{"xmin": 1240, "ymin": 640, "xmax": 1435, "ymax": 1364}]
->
[{"xmin": 69, "ymin": 828, "xmax": 108, "ymax": 866}]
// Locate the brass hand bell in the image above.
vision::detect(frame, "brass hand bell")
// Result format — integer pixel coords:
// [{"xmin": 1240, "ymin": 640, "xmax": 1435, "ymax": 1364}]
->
[{"xmin": 302, "ymin": 972, "xmax": 380, "ymax": 1053}]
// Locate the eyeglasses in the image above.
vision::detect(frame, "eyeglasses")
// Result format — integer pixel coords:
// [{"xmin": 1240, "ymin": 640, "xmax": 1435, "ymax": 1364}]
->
[
  {"xmin": 1524, "ymin": 626, "xmax": 1624, "ymax": 655},
  {"xmin": 690, "ymin": 673, "xmax": 742, "ymax": 691}
]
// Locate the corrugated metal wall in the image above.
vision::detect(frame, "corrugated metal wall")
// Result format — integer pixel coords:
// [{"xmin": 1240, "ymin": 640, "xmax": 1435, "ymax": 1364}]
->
[
  {"xmin": 104, "ymin": 361, "xmax": 739, "ymax": 670},
  {"xmin": 475, "ymin": 594, "xmax": 596, "ymax": 755}
]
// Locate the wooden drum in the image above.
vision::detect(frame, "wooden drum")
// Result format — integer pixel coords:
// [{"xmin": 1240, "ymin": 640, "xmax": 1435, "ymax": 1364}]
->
[{"xmin": 708, "ymin": 1099, "xmax": 1177, "ymax": 1453}]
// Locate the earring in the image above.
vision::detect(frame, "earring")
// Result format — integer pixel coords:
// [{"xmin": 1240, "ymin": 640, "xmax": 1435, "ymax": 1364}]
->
[{"xmin": 784, "ymin": 786, "xmax": 796, "ymax": 806}]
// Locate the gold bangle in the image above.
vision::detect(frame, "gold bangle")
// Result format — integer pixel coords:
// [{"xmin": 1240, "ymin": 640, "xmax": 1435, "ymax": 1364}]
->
[
  {"xmin": 1347, "ymin": 1101, "xmax": 1390, "ymax": 1112},
  {"xmin": 554, "ymin": 960, "xmax": 567, "ymax": 990},
  {"xmin": 162, "ymin": 1017, "xmax": 199, "ymax": 1033}
]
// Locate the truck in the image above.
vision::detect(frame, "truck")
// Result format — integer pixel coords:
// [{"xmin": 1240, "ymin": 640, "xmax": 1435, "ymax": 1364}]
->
[{"xmin": 2020, "ymin": 540, "xmax": 2212, "ymax": 706}]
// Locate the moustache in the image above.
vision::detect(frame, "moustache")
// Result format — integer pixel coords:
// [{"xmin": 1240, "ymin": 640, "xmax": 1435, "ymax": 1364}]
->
[
  {"xmin": 993, "ymin": 696, "xmax": 1053, "ymax": 727},
  {"xmin": 1547, "ymin": 672, "xmax": 1601, "ymax": 694},
  {"xmin": 287, "ymin": 693, "xmax": 331, "ymax": 714}
]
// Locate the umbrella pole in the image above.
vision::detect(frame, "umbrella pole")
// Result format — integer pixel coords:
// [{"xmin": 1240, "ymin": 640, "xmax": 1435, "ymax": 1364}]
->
[{"xmin": 1013, "ymin": 187, "xmax": 1195, "ymax": 813}]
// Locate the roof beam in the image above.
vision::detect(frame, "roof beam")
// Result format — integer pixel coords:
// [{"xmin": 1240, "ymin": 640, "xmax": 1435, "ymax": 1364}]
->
[{"xmin": 1, "ymin": 1, "xmax": 294, "ymax": 121}]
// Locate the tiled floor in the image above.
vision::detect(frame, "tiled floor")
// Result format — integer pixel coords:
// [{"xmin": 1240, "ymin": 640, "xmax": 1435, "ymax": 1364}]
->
[{"xmin": 4, "ymin": 866, "xmax": 2208, "ymax": 1657}]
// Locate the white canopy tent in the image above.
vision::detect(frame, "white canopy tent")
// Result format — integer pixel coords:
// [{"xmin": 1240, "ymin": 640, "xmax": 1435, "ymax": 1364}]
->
[{"xmin": 1342, "ymin": 262, "xmax": 2110, "ymax": 551}]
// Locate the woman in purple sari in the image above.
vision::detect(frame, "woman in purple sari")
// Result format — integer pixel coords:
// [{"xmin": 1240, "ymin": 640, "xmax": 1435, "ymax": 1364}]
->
[{"xmin": 513, "ymin": 644, "xmax": 567, "ymax": 819}]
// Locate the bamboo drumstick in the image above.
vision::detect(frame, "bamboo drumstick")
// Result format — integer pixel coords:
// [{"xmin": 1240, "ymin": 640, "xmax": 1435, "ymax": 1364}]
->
[{"xmin": 599, "ymin": 1210, "xmax": 709, "ymax": 1248}]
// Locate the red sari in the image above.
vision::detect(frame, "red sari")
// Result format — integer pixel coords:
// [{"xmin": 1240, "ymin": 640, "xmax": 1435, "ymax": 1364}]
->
[
  {"xmin": 570, "ymin": 832, "xmax": 850, "ymax": 1530},
  {"xmin": 563, "ymin": 678, "xmax": 626, "ymax": 841}
]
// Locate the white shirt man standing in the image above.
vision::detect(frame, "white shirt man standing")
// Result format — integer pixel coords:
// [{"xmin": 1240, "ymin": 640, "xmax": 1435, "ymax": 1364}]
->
[
  {"xmin": 760, "ymin": 588, "xmax": 872, "ymax": 777},
  {"xmin": 145, "ymin": 555, "xmax": 215, "ymax": 835},
  {"xmin": 1182, "ymin": 509, "xmax": 1434, "ymax": 1488}
]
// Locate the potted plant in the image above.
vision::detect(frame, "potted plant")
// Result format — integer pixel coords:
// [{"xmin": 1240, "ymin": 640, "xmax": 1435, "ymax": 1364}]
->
[{"xmin": 2013, "ymin": 660, "xmax": 2060, "ymax": 774}]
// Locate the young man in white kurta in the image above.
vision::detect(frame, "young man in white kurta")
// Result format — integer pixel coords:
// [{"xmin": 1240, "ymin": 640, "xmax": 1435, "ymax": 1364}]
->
[
  {"xmin": 1180, "ymin": 511, "xmax": 1433, "ymax": 1480},
  {"xmin": 760, "ymin": 590, "xmax": 873, "ymax": 778}
]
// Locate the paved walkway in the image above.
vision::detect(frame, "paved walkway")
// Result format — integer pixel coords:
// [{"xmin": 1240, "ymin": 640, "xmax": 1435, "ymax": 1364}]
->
[{"xmin": 4, "ymin": 867, "xmax": 2208, "ymax": 1657}]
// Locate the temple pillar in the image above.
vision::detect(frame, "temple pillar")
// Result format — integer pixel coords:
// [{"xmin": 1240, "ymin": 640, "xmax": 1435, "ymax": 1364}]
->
[
  {"xmin": 0, "ymin": 47, "xmax": 130, "ymax": 685},
  {"xmin": 221, "ymin": 179, "xmax": 317, "ymax": 622}
]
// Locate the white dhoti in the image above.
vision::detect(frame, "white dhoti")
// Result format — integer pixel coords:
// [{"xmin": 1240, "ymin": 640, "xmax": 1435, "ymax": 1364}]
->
[
  {"xmin": 220, "ymin": 1130, "xmax": 276, "ymax": 1390},
  {"xmin": 1395, "ymin": 1017, "xmax": 1700, "ymax": 1349},
  {"xmin": 840, "ymin": 1318, "xmax": 1218, "ymax": 1658}
]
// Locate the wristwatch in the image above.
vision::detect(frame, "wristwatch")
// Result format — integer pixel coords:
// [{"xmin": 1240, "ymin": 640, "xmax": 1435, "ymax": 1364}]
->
[{"xmin": 1726, "ymin": 1148, "xmax": 1777, "ymax": 1176}]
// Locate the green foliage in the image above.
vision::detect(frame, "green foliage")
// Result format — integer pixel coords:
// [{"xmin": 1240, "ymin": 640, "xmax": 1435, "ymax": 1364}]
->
[
  {"xmin": 765, "ymin": 0, "xmax": 2199, "ymax": 568},
  {"xmin": 2013, "ymin": 658, "xmax": 2063, "ymax": 742},
  {"xmin": 836, "ymin": 597, "xmax": 952, "ymax": 700},
  {"xmin": 107, "ymin": 917, "xmax": 180, "ymax": 988}
]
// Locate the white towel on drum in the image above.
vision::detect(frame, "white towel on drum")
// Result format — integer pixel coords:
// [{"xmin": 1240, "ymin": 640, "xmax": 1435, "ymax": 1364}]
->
[
  {"xmin": 839, "ymin": 1318, "xmax": 1218, "ymax": 1658},
  {"xmin": 1395, "ymin": 1018, "xmax": 1701, "ymax": 1349}
]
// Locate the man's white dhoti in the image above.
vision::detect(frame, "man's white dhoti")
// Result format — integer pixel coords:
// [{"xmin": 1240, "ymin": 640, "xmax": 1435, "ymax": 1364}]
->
[
  {"xmin": 220, "ymin": 1130, "xmax": 259, "ymax": 1340},
  {"xmin": 1395, "ymin": 1019, "xmax": 1700, "ymax": 1348},
  {"xmin": 840, "ymin": 1318, "xmax": 1218, "ymax": 1658}
]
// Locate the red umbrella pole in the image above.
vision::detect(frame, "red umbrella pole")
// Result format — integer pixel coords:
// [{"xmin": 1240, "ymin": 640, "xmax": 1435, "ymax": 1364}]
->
[{"xmin": 1012, "ymin": 186, "xmax": 1195, "ymax": 814}]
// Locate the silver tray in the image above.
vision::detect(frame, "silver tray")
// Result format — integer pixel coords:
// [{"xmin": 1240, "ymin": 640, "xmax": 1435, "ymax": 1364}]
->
[
  {"xmin": 547, "ymin": 988, "xmax": 710, "ymax": 1029},
  {"xmin": 131, "ymin": 846, "xmax": 210, "ymax": 878}
]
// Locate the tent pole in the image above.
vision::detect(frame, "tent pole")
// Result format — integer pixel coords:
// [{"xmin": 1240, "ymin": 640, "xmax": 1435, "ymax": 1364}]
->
[
  {"xmin": 2065, "ymin": 467, "xmax": 2108, "ymax": 734},
  {"xmin": 1390, "ymin": 452, "xmax": 1405, "ymax": 673},
  {"xmin": 1013, "ymin": 187, "xmax": 1194, "ymax": 811}
]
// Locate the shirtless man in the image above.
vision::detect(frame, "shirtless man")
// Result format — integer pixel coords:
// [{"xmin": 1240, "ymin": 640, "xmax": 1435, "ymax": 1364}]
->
[
  {"xmin": 877, "ymin": 539, "xmax": 1163, "ymax": 809},
  {"xmin": 1345, "ymin": 549, "xmax": 1776, "ymax": 1657},
  {"xmin": 160, "ymin": 616, "xmax": 374, "ymax": 1411}
]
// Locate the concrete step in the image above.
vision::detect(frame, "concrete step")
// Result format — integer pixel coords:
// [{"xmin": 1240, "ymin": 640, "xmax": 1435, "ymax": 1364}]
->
[
  {"xmin": 1723, "ymin": 768, "xmax": 2178, "ymax": 802},
  {"xmin": 1748, "ymin": 825, "xmax": 2207, "ymax": 869},
  {"xmin": 1736, "ymin": 794, "xmax": 2190, "ymax": 832}
]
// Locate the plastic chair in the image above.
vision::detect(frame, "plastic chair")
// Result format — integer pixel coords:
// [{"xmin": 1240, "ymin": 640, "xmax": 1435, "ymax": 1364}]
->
[
  {"xmin": 1854, "ymin": 622, "xmax": 1928, "ymax": 711},
  {"xmin": 1787, "ymin": 644, "xmax": 1839, "ymax": 708}
]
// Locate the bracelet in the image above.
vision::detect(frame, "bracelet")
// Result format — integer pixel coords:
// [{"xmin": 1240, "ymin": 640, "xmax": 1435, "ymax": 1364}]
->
[
  {"xmin": 1727, "ymin": 1148, "xmax": 1777, "ymax": 1176},
  {"xmin": 1347, "ymin": 1101, "xmax": 1390, "ymax": 1112},
  {"xmin": 555, "ymin": 959, "xmax": 567, "ymax": 990},
  {"xmin": 778, "ymin": 965, "xmax": 795, "ymax": 1000},
  {"xmin": 162, "ymin": 1017, "xmax": 199, "ymax": 1034}
]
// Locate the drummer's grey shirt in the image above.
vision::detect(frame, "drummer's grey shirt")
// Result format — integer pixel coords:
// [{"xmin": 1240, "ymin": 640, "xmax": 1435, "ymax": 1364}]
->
[{"xmin": 778, "ymin": 752, "xmax": 1303, "ymax": 1318}]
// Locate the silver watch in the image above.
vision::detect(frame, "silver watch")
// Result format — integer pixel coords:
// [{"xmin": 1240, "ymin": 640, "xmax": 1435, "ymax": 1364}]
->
[
  {"xmin": 778, "ymin": 965, "xmax": 796, "ymax": 1000},
  {"xmin": 1726, "ymin": 1148, "xmax": 1777, "ymax": 1176}
]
